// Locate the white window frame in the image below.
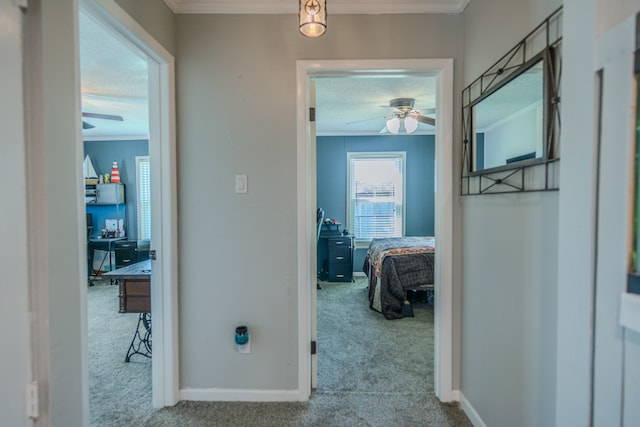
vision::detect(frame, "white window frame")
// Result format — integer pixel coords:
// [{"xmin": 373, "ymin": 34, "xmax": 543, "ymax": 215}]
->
[
  {"xmin": 136, "ymin": 155, "xmax": 151, "ymax": 241},
  {"xmin": 347, "ymin": 151, "xmax": 406, "ymax": 248}
]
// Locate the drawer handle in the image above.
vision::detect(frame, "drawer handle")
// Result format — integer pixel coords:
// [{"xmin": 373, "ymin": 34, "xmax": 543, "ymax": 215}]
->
[
  {"xmin": 122, "ymin": 259, "xmax": 131, "ymax": 262},
  {"xmin": 336, "ymin": 274, "xmax": 345, "ymax": 278},
  {"xmin": 335, "ymin": 241, "xmax": 344, "ymax": 245},
  {"xmin": 335, "ymin": 256, "xmax": 344, "ymax": 260}
]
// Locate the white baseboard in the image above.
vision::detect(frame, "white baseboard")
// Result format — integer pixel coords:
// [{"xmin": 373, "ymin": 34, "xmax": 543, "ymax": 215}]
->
[
  {"xmin": 180, "ymin": 388, "xmax": 307, "ymax": 402},
  {"xmin": 353, "ymin": 271, "xmax": 366, "ymax": 277},
  {"xmin": 459, "ymin": 392, "xmax": 488, "ymax": 427}
]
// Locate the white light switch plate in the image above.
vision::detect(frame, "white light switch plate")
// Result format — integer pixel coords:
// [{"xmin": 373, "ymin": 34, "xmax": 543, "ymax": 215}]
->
[{"xmin": 235, "ymin": 174, "xmax": 247, "ymax": 194}]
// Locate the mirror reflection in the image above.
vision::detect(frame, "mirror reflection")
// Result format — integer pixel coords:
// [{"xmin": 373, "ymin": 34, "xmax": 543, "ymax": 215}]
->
[{"xmin": 472, "ymin": 59, "xmax": 544, "ymax": 171}]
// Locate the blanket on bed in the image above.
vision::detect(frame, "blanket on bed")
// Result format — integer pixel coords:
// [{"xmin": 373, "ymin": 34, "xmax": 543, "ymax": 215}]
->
[{"xmin": 364, "ymin": 237, "xmax": 435, "ymax": 319}]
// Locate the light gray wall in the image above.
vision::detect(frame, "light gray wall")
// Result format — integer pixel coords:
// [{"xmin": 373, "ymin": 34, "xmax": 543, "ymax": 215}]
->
[
  {"xmin": 595, "ymin": 0, "xmax": 640, "ymax": 35},
  {"xmin": 175, "ymin": 13, "xmax": 463, "ymax": 391},
  {"xmin": 463, "ymin": 0, "xmax": 561, "ymax": 83},
  {"xmin": 0, "ymin": 2, "xmax": 31, "ymax": 426},
  {"xmin": 22, "ymin": 0, "xmax": 88, "ymax": 425},
  {"xmin": 460, "ymin": 0, "xmax": 561, "ymax": 425},
  {"xmin": 114, "ymin": 0, "xmax": 176, "ymax": 55}
]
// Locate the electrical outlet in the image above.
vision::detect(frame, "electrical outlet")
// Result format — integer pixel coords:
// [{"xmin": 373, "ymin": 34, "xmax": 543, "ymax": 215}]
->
[{"xmin": 238, "ymin": 341, "xmax": 250, "ymax": 354}]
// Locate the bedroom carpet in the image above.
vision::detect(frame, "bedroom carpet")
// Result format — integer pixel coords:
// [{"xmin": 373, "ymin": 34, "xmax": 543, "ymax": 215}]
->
[{"xmin": 88, "ymin": 277, "xmax": 471, "ymax": 426}]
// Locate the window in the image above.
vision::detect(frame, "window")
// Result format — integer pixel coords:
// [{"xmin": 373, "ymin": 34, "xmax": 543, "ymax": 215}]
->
[
  {"xmin": 347, "ymin": 152, "xmax": 406, "ymax": 246},
  {"xmin": 136, "ymin": 156, "xmax": 151, "ymax": 240}
]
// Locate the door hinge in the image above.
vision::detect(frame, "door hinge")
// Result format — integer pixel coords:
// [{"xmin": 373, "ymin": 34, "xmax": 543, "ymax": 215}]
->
[
  {"xmin": 26, "ymin": 381, "xmax": 39, "ymax": 420},
  {"xmin": 150, "ymin": 250, "xmax": 157, "ymax": 260},
  {"xmin": 309, "ymin": 107, "xmax": 316, "ymax": 122},
  {"xmin": 311, "ymin": 341, "xmax": 317, "ymax": 355}
]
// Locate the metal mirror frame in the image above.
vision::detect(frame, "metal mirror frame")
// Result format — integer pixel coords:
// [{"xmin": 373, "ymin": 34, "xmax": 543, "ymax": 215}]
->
[{"xmin": 461, "ymin": 6, "xmax": 562, "ymax": 195}]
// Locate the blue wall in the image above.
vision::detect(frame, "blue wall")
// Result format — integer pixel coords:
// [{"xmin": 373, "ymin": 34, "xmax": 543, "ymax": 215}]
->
[
  {"xmin": 84, "ymin": 139, "xmax": 149, "ymax": 240},
  {"xmin": 316, "ymin": 134, "xmax": 435, "ymax": 272}
]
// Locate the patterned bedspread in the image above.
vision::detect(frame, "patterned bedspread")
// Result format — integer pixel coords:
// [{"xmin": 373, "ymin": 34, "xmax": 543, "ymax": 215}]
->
[{"xmin": 363, "ymin": 237, "xmax": 435, "ymax": 319}]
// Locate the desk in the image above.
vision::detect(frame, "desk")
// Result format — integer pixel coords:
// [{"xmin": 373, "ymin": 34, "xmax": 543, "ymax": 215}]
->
[
  {"xmin": 88, "ymin": 237, "xmax": 125, "ymax": 284},
  {"xmin": 103, "ymin": 260, "xmax": 152, "ymax": 362}
]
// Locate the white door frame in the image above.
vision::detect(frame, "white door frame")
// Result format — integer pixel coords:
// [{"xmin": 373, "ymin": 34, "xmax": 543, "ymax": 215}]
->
[
  {"xmin": 296, "ymin": 58, "xmax": 455, "ymax": 401},
  {"xmin": 80, "ymin": 0, "xmax": 179, "ymax": 408},
  {"xmin": 592, "ymin": 15, "xmax": 636, "ymax": 425}
]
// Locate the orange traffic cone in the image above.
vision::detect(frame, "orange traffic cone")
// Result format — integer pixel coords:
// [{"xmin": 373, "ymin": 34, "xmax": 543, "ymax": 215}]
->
[{"xmin": 111, "ymin": 161, "xmax": 121, "ymax": 183}]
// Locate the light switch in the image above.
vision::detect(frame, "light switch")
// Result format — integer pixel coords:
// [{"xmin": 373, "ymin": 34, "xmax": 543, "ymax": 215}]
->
[{"xmin": 235, "ymin": 174, "xmax": 248, "ymax": 194}]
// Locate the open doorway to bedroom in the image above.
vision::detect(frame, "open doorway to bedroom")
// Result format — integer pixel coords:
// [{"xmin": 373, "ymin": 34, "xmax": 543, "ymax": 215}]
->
[
  {"xmin": 79, "ymin": 0, "xmax": 180, "ymax": 417},
  {"xmin": 297, "ymin": 59, "xmax": 455, "ymax": 401},
  {"xmin": 79, "ymin": 9, "xmax": 154, "ymax": 421},
  {"xmin": 314, "ymin": 74, "xmax": 438, "ymax": 394}
]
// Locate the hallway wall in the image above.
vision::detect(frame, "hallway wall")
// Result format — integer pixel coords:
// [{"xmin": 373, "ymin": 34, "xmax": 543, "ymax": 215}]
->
[
  {"xmin": 459, "ymin": 0, "xmax": 561, "ymax": 425},
  {"xmin": 175, "ymin": 13, "xmax": 464, "ymax": 393},
  {"xmin": 0, "ymin": 1, "xmax": 31, "ymax": 426}
]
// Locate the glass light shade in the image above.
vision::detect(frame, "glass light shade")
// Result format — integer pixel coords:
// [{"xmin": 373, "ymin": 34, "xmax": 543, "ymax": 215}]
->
[
  {"xmin": 299, "ymin": 0, "xmax": 327, "ymax": 37},
  {"xmin": 386, "ymin": 117, "xmax": 400, "ymax": 134},
  {"xmin": 404, "ymin": 116, "xmax": 419, "ymax": 134}
]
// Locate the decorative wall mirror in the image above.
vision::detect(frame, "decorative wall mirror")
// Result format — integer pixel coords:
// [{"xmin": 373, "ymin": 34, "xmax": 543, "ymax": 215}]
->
[{"xmin": 461, "ymin": 7, "xmax": 562, "ymax": 195}]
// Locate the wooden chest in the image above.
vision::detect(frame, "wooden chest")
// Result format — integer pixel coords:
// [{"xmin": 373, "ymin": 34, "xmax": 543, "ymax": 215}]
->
[{"xmin": 118, "ymin": 279, "xmax": 150, "ymax": 313}]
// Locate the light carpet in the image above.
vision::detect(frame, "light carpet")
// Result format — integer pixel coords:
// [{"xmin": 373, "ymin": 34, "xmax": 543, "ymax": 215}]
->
[{"xmin": 88, "ymin": 277, "xmax": 471, "ymax": 426}]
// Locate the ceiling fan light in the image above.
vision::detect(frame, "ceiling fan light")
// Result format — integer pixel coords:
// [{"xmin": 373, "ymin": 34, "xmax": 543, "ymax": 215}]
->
[
  {"xmin": 386, "ymin": 117, "xmax": 400, "ymax": 134},
  {"xmin": 404, "ymin": 116, "xmax": 419, "ymax": 134},
  {"xmin": 299, "ymin": 0, "xmax": 327, "ymax": 38}
]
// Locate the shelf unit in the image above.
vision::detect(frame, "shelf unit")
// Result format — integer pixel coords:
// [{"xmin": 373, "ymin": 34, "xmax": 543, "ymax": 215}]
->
[{"xmin": 85, "ymin": 183, "xmax": 126, "ymax": 239}]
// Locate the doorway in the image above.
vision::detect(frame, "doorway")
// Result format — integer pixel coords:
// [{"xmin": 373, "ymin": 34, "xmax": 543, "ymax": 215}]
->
[
  {"xmin": 296, "ymin": 59, "xmax": 455, "ymax": 401},
  {"xmin": 79, "ymin": 0, "xmax": 179, "ymax": 409}
]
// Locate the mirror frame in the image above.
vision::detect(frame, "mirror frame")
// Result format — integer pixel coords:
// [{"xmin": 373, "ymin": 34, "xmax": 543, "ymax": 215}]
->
[{"xmin": 461, "ymin": 6, "xmax": 562, "ymax": 195}]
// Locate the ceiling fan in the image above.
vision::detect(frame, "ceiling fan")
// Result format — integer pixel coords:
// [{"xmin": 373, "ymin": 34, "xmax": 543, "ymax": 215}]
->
[
  {"xmin": 82, "ymin": 112, "xmax": 124, "ymax": 130},
  {"xmin": 381, "ymin": 98, "xmax": 435, "ymax": 134}
]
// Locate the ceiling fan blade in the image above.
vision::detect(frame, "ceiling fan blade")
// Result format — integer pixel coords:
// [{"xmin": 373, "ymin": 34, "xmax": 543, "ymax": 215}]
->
[
  {"xmin": 82, "ymin": 121, "xmax": 96, "ymax": 130},
  {"xmin": 82, "ymin": 112, "xmax": 124, "ymax": 121},
  {"xmin": 346, "ymin": 116, "xmax": 383, "ymax": 125},
  {"xmin": 416, "ymin": 115, "xmax": 435, "ymax": 126}
]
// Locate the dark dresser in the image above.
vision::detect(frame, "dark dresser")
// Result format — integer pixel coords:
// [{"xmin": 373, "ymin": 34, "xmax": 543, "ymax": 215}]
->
[
  {"xmin": 327, "ymin": 235, "xmax": 354, "ymax": 282},
  {"xmin": 114, "ymin": 240, "xmax": 150, "ymax": 269}
]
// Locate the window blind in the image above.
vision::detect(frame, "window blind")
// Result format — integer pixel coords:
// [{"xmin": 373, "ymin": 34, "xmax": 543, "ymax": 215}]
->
[
  {"xmin": 136, "ymin": 156, "xmax": 151, "ymax": 241},
  {"xmin": 347, "ymin": 152, "xmax": 405, "ymax": 244}
]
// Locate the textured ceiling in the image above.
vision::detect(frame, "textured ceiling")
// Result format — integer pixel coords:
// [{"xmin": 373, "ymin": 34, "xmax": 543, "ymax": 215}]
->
[
  {"xmin": 162, "ymin": 0, "xmax": 470, "ymax": 14},
  {"xmin": 79, "ymin": 9, "xmax": 437, "ymax": 139},
  {"xmin": 315, "ymin": 75, "xmax": 436, "ymax": 136},
  {"xmin": 79, "ymin": 12, "xmax": 149, "ymax": 140}
]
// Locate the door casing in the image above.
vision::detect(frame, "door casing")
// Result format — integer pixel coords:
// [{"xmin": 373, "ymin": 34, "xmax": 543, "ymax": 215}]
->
[
  {"xmin": 296, "ymin": 58, "xmax": 455, "ymax": 401},
  {"xmin": 79, "ymin": 0, "xmax": 180, "ymax": 409}
]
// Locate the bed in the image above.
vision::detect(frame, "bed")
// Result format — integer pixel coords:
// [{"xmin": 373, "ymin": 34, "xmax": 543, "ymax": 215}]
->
[{"xmin": 363, "ymin": 236, "xmax": 435, "ymax": 319}]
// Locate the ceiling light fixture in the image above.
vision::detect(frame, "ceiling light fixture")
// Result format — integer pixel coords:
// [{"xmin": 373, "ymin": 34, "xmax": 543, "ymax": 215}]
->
[
  {"xmin": 386, "ymin": 114, "xmax": 421, "ymax": 135},
  {"xmin": 299, "ymin": 0, "xmax": 327, "ymax": 38},
  {"xmin": 386, "ymin": 117, "xmax": 401, "ymax": 134},
  {"xmin": 404, "ymin": 115, "xmax": 419, "ymax": 133}
]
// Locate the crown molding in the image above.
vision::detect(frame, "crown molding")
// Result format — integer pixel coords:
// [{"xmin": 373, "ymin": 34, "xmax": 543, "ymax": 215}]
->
[{"xmin": 162, "ymin": 0, "xmax": 470, "ymax": 15}]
